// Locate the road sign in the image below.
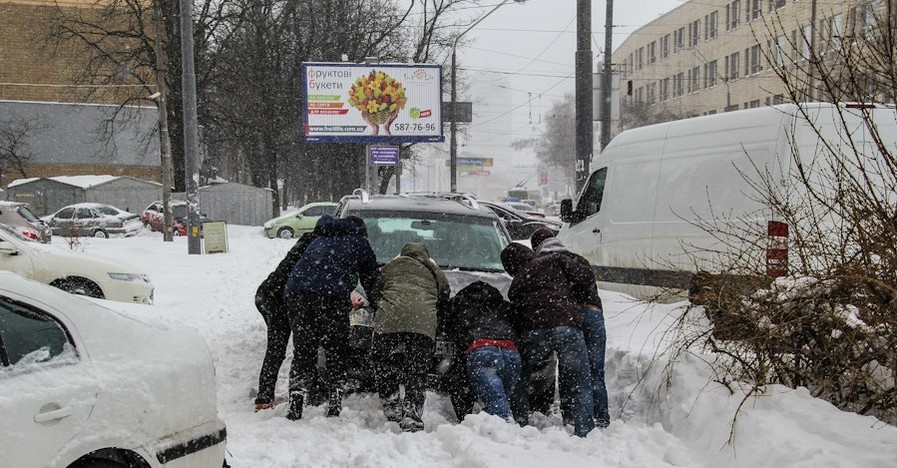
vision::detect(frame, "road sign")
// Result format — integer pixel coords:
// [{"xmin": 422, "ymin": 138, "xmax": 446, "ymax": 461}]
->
[{"xmin": 369, "ymin": 145, "xmax": 400, "ymax": 166}]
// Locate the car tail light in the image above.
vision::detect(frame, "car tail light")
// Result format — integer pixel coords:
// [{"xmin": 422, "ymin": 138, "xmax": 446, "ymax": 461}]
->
[
  {"xmin": 16, "ymin": 227, "xmax": 40, "ymax": 241},
  {"xmin": 766, "ymin": 221, "xmax": 788, "ymax": 278}
]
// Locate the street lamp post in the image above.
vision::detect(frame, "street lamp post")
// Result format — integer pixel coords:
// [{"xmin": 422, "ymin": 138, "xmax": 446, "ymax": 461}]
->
[{"xmin": 449, "ymin": 0, "xmax": 526, "ymax": 193}]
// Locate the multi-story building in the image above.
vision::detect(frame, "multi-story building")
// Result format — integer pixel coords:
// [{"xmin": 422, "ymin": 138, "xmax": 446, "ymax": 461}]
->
[
  {"xmin": 615, "ymin": 0, "xmax": 895, "ymax": 131},
  {"xmin": 0, "ymin": 0, "xmax": 161, "ymax": 188}
]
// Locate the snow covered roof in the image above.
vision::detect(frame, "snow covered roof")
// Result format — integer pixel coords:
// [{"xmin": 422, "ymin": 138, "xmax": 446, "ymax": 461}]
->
[{"xmin": 7, "ymin": 175, "xmax": 161, "ymax": 189}]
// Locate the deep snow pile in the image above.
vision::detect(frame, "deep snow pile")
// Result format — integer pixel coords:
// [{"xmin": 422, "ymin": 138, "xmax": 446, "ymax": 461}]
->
[{"xmin": 68, "ymin": 225, "xmax": 897, "ymax": 468}]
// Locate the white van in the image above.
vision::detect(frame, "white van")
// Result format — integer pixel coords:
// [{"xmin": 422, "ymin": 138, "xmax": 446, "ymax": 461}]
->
[{"xmin": 558, "ymin": 103, "xmax": 897, "ymax": 300}]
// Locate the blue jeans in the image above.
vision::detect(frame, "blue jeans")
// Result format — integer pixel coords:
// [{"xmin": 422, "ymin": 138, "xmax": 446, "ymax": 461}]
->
[
  {"xmin": 514, "ymin": 326, "xmax": 595, "ymax": 437},
  {"xmin": 466, "ymin": 346, "xmax": 522, "ymax": 420},
  {"xmin": 581, "ymin": 308, "xmax": 609, "ymax": 427}
]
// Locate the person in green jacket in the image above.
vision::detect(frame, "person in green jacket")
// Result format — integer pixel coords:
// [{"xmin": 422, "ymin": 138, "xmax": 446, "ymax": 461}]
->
[{"xmin": 371, "ymin": 242, "xmax": 450, "ymax": 432}]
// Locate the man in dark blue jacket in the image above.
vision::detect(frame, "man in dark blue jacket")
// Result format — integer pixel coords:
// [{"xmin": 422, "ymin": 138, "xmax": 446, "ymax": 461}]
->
[{"xmin": 283, "ymin": 215, "xmax": 381, "ymax": 420}]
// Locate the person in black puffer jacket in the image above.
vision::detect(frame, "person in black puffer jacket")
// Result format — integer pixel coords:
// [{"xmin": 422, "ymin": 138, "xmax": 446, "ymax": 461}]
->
[
  {"xmin": 253, "ymin": 230, "xmax": 318, "ymax": 411},
  {"xmin": 283, "ymin": 214, "xmax": 381, "ymax": 420},
  {"xmin": 447, "ymin": 281, "xmax": 521, "ymax": 422}
]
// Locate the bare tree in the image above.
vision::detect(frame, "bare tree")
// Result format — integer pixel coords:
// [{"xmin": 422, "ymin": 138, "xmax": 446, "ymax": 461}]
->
[{"xmin": 0, "ymin": 115, "xmax": 46, "ymax": 184}]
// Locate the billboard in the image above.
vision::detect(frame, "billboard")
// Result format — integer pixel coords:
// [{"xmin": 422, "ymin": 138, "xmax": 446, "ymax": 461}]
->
[{"xmin": 302, "ymin": 62, "xmax": 444, "ymax": 143}]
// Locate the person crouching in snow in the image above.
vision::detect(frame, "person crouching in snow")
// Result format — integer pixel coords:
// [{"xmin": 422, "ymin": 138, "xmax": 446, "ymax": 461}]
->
[
  {"xmin": 371, "ymin": 242, "xmax": 450, "ymax": 432},
  {"xmin": 447, "ymin": 280, "xmax": 521, "ymax": 422}
]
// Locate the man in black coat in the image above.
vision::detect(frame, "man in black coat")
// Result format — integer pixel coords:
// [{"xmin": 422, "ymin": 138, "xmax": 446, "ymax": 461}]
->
[
  {"xmin": 531, "ymin": 227, "xmax": 610, "ymax": 428},
  {"xmin": 253, "ymin": 230, "xmax": 318, "ymax": 411},
  {"xmin": 283, "ymin": 215, "xmax": 381, "ymax": 420}
]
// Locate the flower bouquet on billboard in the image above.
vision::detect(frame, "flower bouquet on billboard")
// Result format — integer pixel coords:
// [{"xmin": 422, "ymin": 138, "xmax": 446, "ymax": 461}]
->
[{"xmin": 348, "ymin": 70, "xmax": 408, "ymax": 135}]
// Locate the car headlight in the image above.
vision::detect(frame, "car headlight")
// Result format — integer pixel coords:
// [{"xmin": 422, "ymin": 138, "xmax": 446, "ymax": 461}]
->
[
  {"xmin": 108, "ymin": 272, "xmax": 151, "ymax": 283},
  {"xmin": 263, "ymin": 221, "xmax": 274, "ymax": 229}
]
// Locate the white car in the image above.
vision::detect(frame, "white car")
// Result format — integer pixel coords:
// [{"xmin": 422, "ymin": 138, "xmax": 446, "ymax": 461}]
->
[
  {"xmin": 0, "ymin": 272, "xmax": 227, "ymax": 468},
  {"xmin": 0, "ymin": 224, "xmax": 154, "ymax": 304}
]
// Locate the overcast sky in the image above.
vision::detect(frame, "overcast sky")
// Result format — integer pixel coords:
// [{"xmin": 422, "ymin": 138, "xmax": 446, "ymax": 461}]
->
[{"xmin": 456, "ymin": 0, "xmax": 683, "ymax": 129}]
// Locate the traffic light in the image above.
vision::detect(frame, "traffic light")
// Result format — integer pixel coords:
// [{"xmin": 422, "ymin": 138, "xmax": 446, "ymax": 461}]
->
[{"xmin": 627, "ymin": 80, "xmax": 633, "ymax": 96}]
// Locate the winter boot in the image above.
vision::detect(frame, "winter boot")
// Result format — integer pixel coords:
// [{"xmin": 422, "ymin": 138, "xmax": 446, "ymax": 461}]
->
[
  {"xmin": 382, "ymin": 392, "xmax": 402, "ymax": 423},
  {"xmin": 286, "ymin": 390, "xmax": 306, "ymax": 421},
  {"xmin": 399, "ymin": 395, "xmax": 425, "ymax": 432},
  {"xmin": 254, "ymin": 400, "xmax": 273, "ymax": 412},
  {"xmin": 327, "ymin": 386, "xmax": 344, "ymax": 417}
]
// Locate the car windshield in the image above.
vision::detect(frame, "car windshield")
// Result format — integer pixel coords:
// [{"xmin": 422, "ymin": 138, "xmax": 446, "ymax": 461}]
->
[
  {"xmin": 347, "ymin": 209, "xmax": 508, "ymax": 272},
  {"xmin": 14, "ymin": 206, "xmax": 41, "ymax": 223}
]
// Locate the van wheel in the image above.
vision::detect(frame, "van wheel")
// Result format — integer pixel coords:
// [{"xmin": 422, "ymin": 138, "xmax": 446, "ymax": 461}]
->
[
  {"xmin": 278, "ymin": 227, "xmax": 295, "ymax": 239},
  {"xmin": 54, "ymin": 278, "xmax": 105, "ymax": 299},
  {"xmin": 93, "ymin": 230, "xmax": 109, "ymax": 239}
]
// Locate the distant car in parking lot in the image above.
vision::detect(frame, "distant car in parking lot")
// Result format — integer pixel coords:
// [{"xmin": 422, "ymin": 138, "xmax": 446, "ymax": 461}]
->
[
  {"xmin": 477, "ymin": 200, "xmax": 561, "ymax": 241},
  {"xmin": 263, "ymin": 201, "xmax": 338, "ymax": 239},
  {"xmin": 141, "ymin": 200, "xmax": 209, "ymax": 236},
  {"xmin": 44, "ymin": 203, "xmax": 142, "ymax": 238},
  {"xmin": 0, "ymin": 272, "xmax": 226, "ymax": 468},
  {"xmin": 503, "ymin": 201, "xmax": 546, "ymax": 218},
  {"xmin": 0, "ymin": 201, "xmax": 51, "ymax": 243},
  {"xmin": 0, "ymin": 223, "xmax": 154, "ymax": 304}
]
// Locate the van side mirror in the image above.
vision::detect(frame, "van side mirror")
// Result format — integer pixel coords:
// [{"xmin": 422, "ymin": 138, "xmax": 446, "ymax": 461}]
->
[{"xmin": 560, "ymin": 199, "xmax": 575, "ymax": 223}]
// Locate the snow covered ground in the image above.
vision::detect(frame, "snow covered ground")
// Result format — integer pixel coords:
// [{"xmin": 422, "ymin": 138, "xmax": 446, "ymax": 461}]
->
[{"xmin": 61, "ymin": 225, "xmax": 897, "ymax": 468}]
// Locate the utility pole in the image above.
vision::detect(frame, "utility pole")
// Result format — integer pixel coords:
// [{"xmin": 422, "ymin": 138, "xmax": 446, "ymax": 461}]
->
[
  {"xmin": 152, "ymin": 0, "xmax": 173, "ymax": 242},
  {"xmin": 179, "ymin": 0, "xmax": 201, "ymax": 254},
  {"xmin": 599, "ymin": 0, "xmax": 614, "ymax": 152},
  {"xmin": 574, "ymin": 0, "xmax": 593, "ymax": 193},
  {"xmin": 807, "ymin": 0, "xmax": 818, "ymax": 101}
]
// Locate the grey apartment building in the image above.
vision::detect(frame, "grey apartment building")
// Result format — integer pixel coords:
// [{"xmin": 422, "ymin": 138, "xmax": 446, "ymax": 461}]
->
[{"xmin": 615, "ymin": 0, "xmax": 894, "ymax": 131}]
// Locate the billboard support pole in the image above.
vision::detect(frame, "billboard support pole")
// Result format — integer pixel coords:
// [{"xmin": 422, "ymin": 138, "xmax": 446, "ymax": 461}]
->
[{"xmin": 364, "ymin": 143, "xmax": 371, "ymax": 193}]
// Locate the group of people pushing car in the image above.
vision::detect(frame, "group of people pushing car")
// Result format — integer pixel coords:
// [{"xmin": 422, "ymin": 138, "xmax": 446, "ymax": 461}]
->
[{"xmin": 254, "ymin": 213, "xmax": 609, "ymax": 437}]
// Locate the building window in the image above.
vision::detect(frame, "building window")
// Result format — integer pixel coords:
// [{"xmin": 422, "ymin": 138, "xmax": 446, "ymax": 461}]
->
[
  {"xmin": 689, "ymin": 19, "xmax": 701, "ymax": 47},
  {"xmin": 636, "ymin": 87, "xmax": 644, "ymax": 103},
  {"xmin": 705, "ymin": 60, "xmax": 718, "ymax": 88},
  {"xmin": 675, "ymin": 72, "xmax": 685, "ymax": 97},
  {"xmin": 674, "ymin": 27, "xmax": 685, "ymax": 52},
  {"xmin": 727, "ymin": 1, "xmax": 742, "ymax": 30},
  {"xmin": 647, "ymin": 82, "xmax": 657, "ymax": 104},
  {"xmin": 802, "ymin": 25, "xmax": 812, "ymax": 59},
  {"xmin": 660, "ymin": 34, "xmax": 670, "ymax": 59},
  {"xmin": 706, "ymin": 11, "xmax": 719, "ymax": 39},
  {"xmin": 725, "ymin": 52, "xmax": 740, "ymax": 80},
  {"xmin": 773, "ymin": 94, "xmax": 785, "ymax": 104},
  {"xmin": 774, "ymin": 35, "xmax": 787, "ymax": 67},
  {"xmin": 637, "ymin": 46, "xmax": 644, "ymax": 69},
  {"xmin": 772, "ymin": 0, "xmax": 786, "ymax": 10},
  {"xmin": 749, "ymin": 99, "xmax": 761, "ymax": 108},
  {"xmin": 689, "ymin": 66, "xmax": 701, "ymax": 93},
  {"xmin": 750, "ymin": 44, "xmax": 763, "ymax": 74},
  {"xmin": 648, "ymin": 41, "xmax": 657, "ymax": 64},
  {"xmin": 750, "ymin": 0, "xmax": 762, "ymax": 20},
  {"xmin": 660, "ymin": 77, "xmax": 670, "ymax": 101},
  {"xmin": 831, "ymin": 13, "xmax": 844, "ymax": 50}
]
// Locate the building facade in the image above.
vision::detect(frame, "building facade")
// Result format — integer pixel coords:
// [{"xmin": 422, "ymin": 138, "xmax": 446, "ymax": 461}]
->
[
  {"xmin": 615, "ymin": 0, "xmax": 894, "ymax": 131},
  {"xmin": 0, "ymin": 0, "xmax": 161, "ymax": 190}
]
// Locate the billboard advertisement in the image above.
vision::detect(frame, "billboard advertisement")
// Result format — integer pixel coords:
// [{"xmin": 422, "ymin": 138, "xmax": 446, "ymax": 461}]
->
[{"xmin": 302, "ymin": 62, "xmax": 444, "ymax": 143}]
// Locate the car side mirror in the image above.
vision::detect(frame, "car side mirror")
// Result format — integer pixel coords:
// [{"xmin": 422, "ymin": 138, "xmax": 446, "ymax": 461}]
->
[
  {"xmin": 560, "ymin": 199, "xmax": 576, "ymax": 223},
  {"xmin": 296, "ymin": 214, "xmax": 303, "ymax": 219},
  {"xmin": 0, "ymin": 240, "xmax": 19, "ymax": 255}
]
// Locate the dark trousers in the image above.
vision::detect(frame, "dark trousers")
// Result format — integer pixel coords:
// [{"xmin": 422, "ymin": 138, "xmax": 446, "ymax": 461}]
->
[
  {"xmin": 286, "ymin": 291, "xmax": 351, "ymax": 393},
  {"xmin": 256, "ymin": 302, "xmax": 291, "ymax": 403},
  {"xmin": 372, "ymin": 332, "xmax": 434, "ymax": 412}
]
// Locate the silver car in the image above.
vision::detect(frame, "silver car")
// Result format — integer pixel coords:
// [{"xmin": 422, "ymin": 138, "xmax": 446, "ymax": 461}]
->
[
  {"xmin": 44, "ymin": 203, "xmax": 143, "ymax": 239},
  {"xmin": 0, "ymin": 201, "xmax": 52, "ymax": 243}
]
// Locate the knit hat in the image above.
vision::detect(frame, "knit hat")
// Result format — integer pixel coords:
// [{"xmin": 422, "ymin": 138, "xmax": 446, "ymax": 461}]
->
[
  {"xmin": 346, "ymin": 215, "xmax": 368, "ymax": 237},
  {"xmin": 530, "ymin": 227, "xmax": 557, "ymax": 252},
  {"xmin": 501, "ymin": 242, "xmax": 535, "ymax": 277}
]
